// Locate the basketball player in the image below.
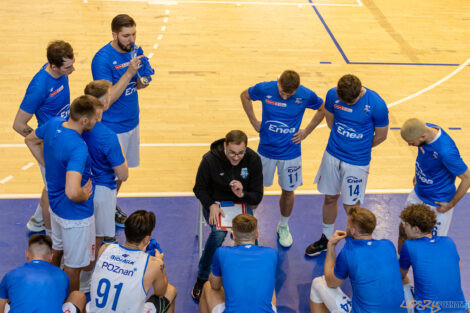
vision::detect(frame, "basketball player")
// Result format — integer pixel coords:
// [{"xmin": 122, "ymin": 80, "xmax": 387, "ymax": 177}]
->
[
  {"xmin": 399, "ymin": 118, "xmax": 470, "ymax": 245},
  {"xmin": 12, "ymin": 40, "xmax": 75, "ymax": 234},
  {"xmin": 241, "ymin": 70, "xmax": 325, "ymax": 247},
  {"xmin": 199, "ymin": 214, "xmax": 277, "ymax": 313},
  {"xmin": 0, "ymin": 234, "xmax": 86, "ymax": 313},
  {"xmin": 306, "ymin": 74, "xmax": 389, "ymax": 256},
  {"xmin": 25, "ymin": 95, "xmax": 102, "ymax": 291},
  {"xmin": 310, "ymin": 207, "xmax": 405, "ymax": 313},
  {"xmin": 87, "ymin": 210, "xmax": 177, "ymax": 313},
  {"xmin": 399, "ymin": 204, "xmax": 467, "ymax": 313}
]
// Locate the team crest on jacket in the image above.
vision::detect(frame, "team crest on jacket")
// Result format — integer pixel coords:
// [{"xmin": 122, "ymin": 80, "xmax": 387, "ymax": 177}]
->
[{"xmin": 241, "ymin": 168, "xmax": 248, "ymax": 179}]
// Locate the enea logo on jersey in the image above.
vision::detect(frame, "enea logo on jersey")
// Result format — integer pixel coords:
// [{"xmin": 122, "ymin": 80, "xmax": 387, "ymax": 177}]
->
[
  {"xmin": 49, "ymin": 85, "xmax": 64, "ymax": 98},
  {"xmin": 334, "ymin": 103, "xmax": 353, "ymax": 113},
  {"xmin": 266, "ymin": 99, "xmax": 287, "ymax": 107},
  {"xmin": 336, "ymin": 122, "xmax": 363, "ymax": 139},
  {"xmin": 266, "ymin": 120, "xmax": 295, "ymax": 134},
  {"xmin": 110, "ymin": 254, "xmax": 135, "ymax": 265},
  {"xmin": 115, "ymin": 62, "xmax": 129, "ymax": 70}
]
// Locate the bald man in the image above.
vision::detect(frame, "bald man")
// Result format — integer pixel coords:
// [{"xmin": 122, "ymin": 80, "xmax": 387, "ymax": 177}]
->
[{"xmin": 399, "ymin": 118, "xmax": 470, "ymax": 247}]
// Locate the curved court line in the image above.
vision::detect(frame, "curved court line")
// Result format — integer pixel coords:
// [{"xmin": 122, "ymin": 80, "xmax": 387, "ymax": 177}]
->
[{"xmin": 0, "ymin": 58, "xmax": 468, "ymax": 149}]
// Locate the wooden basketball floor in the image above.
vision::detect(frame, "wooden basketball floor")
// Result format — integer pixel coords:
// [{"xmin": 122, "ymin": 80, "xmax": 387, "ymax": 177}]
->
[{"xmin": 0, "ymin": 0, "xmax": 469, "ymax": 311}]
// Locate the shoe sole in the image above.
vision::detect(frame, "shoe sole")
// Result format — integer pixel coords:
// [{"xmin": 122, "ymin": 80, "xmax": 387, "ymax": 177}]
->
[{"xmin": 305, "ymin": 248, "xmax": 327, "ymax": 257}]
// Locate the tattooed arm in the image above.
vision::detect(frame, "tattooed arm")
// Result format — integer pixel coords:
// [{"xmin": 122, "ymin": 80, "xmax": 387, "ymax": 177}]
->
[{"xmin": 13, "ymin": 109, "xmax": 34, "ymax": 138}]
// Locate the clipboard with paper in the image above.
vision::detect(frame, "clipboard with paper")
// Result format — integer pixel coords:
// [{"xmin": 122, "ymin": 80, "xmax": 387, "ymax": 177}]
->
[{"xmin": 216, "ymin": 201, "xmax": 247, "ymax": 230}]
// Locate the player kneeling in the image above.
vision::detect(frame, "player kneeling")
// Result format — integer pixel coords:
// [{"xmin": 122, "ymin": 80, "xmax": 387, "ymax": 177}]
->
[
  {"xmin": 199, "ymin": 214, "xmax": 278, "ymax": 313},
  {"xmin": 0, "ymin": 234, "xmax": 86, "ymax": 313},
  {"xmin": 87, "ymin": 210, "xmax": 177, "ymax": 313}
]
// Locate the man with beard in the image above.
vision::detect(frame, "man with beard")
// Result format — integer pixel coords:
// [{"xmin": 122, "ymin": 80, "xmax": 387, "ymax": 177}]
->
[
  {"xmin": 309, "ymin": 207, "xmax": 406, "ymax": 313},
  {"xmin": 399, "ymin": 118, "xmax": 470, "ymax": 247},
  {"xmin": 91, "ymin": 14, "xmax": 147, "ymax": 227},
  {"xmin": 13, "ymin": 40, "xmax": 75, "ymax": 235},
  {"xmin": 25, "ymin": 95, "xmax": 103, "ymax": 292}
]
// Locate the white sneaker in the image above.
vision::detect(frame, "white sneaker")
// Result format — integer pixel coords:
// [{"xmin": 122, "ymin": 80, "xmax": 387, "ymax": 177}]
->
[
  {"xmin": 26, "ymin": 217, "xmax": 45, "ymax": 232},
  {"xmin": 277, "ymin": 224, "xmax": 293, "ymax": 247}
]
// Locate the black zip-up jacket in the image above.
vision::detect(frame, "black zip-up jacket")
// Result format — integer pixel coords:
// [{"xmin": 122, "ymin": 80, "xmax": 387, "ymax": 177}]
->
[{"xmin": 193, "ymin": 138, "xmax": 263, "ymax": 213}]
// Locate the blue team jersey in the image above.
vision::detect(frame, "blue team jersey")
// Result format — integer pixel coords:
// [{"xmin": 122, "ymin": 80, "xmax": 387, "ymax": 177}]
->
[
  {"xmin": 91, "ymin": 43, "xmax": 142, "ymax": 133},
  {"xmin": 19, "ymin": 63, "xmax": 70, "ymax": 127},
  {"xmin": 82, "ymin": 122, "xmax": 125, "ymax": 189},
  {"xmin": 248, "ymin": 81, "xmax": 323, "ymax": 160},
  {"xmin": 0, "ymin": 260, "xmax": 69, "ymax": 313},
  {"xmin": 400, "ymin": 236, "xmax": 466, "ymax": 313},
  {"xmin": 414, "ymin": 124, "xmax": 467, "ymax": 206},
  {"xmin": 334, "ymin": 237, "xmax": 406, "ymax": 313},
  {"xmin": 212, "ymin": 245, "xmax": 277, "ymax": 313},
  {"xmin": 36, "ymin": 118, "xmax": 94, "ymax": 219},
  {"xmin": 325, "ymin": 87, "xmax": 389, "ymax": 166}
]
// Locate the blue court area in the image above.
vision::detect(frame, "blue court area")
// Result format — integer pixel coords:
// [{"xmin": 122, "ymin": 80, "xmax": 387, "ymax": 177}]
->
[{"xmin": 0, "ymin": 194, "xmax": 468, "ymax": 313}]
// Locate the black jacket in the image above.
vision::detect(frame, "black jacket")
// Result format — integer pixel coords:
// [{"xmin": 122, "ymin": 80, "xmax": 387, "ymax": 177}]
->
[{"xmin": 193, "ymin": 138, "xmax": 263, "ymax": 212}]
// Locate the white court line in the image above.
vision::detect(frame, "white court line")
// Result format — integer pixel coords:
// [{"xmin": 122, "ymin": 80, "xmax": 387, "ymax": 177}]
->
[
  {"xmin": 153, "ymin": 43, "xmax": 159, "ymax": 49},
  {"xmin": 21, "ymin": 162, "xmax": 35, "ymax": 170},
  {"xmin": 92, "ymin": 0, "xmax": 361, "ymax": 7},
  {"xmin": 355, "ymin": 0, "xmax": 362, "ymax": 6},
  {"xmin": 1, "ymin": 58, "xmax": 467, "ymax": 149},
  {"xmin": 0, "ymin": 188, "xmax": 415, "ymax": 198},
  {"xmin": 148, "ymin": 52, "xmax": 155, "ymax": 59},
  {"xmin": 0, "ymin": 176, "xmax": 14, "ymax": 184},
  {"xmin": 157, "ymin": 34, "xmax": 163, "ymax": 40},
  {"xmin": 164, "ymin": 17, "xmax": 169, "ymax": 22},
  {"xmin": 161, "ymin": 25, "xmax": 166, "ymax": 31}
]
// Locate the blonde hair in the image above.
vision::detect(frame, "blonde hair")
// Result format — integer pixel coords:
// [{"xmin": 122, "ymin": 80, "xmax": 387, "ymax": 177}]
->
[{"xmin": 401, "ymin": 118, "xmax": 426, "ymax": 141}]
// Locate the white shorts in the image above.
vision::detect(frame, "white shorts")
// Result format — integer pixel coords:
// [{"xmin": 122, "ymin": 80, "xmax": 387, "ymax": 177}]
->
[
  {"xmin": 212, "ymin": 302, "xmax": 277, "ymax": 313},
  {"xmin": 39, "ymin": 163, "xmax": 47, "ymax": 190},
  {"xmin": 117, "ymin": 125, "xmax": 140, "ymax": 168},
  {"xmin": 310, "ymin": 276, "xmax": 352, "ymax": 313},
  {"xmin": 405, "ymin": 189, "xmax": 453, "ymax": 236},
  {"xmin": 260, "ymin": 154, "xmax": 302, "ymax": 191},
  {"xmin": 50, "ymin": 210, "xmax": 96, "ymax": 268},
  {"xmin": 62, "ymin": 302, "xmax": 79, "ymax": 313},
  {"xmin": 94, "ymin": 185, "xmax": 117, "ymax": 237},
  {"xmin": 315, "ymin": 151, "xmax": 369, "ymax": 205}
]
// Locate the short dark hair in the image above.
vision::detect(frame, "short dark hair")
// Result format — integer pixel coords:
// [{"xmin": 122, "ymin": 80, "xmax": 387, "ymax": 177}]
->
[
  {"xmin": 348, "ymin": 207, "xmax": 376, "ymax": 234},
  {"xmin": 400, "ymin": 204, "xmax": 436, "ymax": 234},
  {"xmin": 112, "ymin": 14, "xmax": 136, "ymax": 33},
  {"xmin": 84, "ymin": 80, "xmax": 111, "ymax": 99},
  {"xmin": 279, "ymin": 70, "xmax": 300, "ymax": 94},
  {"xmin": 232, "ymin": 214, "xmax": 257, "ymax": 242},
  {"xmin": 70, "ymin": 95, "xmax": 100, "ymax": 122},
  {"xmin": 28, "ymin": 234, "xmax": 52, "ymax": 249},
  {"xmin": 337, "ymin": 74, "xmax": 362, "ymax": 104},
  {"xmin": 47, "ymin": 41, "xmax": 74, "ymax": 68},
  {"xmin": 225, "ymin": 130, "xmax": 247, "ymax": 146},
  {"xmin": 124, "ymin": 210, "xmax": 156, "ymax": 244}
]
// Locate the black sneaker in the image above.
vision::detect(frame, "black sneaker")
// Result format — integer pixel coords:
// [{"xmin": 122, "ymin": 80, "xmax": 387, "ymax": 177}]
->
[
  {"xmin": 191, "ymin": 278, "xmax": 207, "ymax": 301},
  {"xmin": 115, "ymin": 206, "xmax": 127, "ymax": 228},
  {"xmin": 305, "ymin": 234, "xmax": 329, "ymax": 257}
]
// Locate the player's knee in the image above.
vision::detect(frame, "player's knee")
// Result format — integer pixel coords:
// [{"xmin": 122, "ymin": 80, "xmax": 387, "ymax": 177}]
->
[
  {"xmin": 324, "ymin": 194, "xmax": 340, "ymax": 205},
  {"xmin": 201, "ymin": 281, "xmax": 212, "ymax": 300},
  {"xmin": 68, "ymin": 290, "xmax": 86, "ymax": 308}
]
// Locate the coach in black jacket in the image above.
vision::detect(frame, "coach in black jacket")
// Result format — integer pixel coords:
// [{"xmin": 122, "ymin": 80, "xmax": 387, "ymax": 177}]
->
[{"xmin": 191, "ymin": 130, "xmax": 263, "ymax": 300}]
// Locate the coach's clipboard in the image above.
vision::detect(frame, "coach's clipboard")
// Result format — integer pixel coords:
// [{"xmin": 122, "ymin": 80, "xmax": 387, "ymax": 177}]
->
[{"xmin": 216, "ymin": 202, "xmax": 247, "ymax": 230}]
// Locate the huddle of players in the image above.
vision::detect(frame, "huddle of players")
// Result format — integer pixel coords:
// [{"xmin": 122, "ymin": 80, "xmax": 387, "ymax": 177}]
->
[
  {"xmin": 0, "ymin": 14, "xmax": 177, "ymax": 313},
  {"xmin": 191, "ymin": 70, "xmax": 469, "ymax": 312},
  {"xmin": 0, "ymin": 11, "xmax": 468, "ymax": 313}
]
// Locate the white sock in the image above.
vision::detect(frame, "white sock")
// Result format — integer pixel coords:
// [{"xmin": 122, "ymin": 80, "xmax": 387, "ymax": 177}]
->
[
  {"xmin": 32, "ymin": 204, "xmax": 43, "ymax": 222},
  {"xmin": 403, "ymin": 283, "xmax": 414, "ymax": 313},
  {"xmin": 322, "ymin": 223, "xmax": 334, "ymax": 239},
  {"xmin": 279, "ymin": 215, "xmax": 290, "ymax": 226},
  {"xmin": 45, "ymin": 229, "xmax": 52, "ymax": 237}
]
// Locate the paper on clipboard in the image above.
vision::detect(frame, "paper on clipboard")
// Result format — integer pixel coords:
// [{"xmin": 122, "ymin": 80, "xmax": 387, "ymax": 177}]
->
[{"xmin": 216, "ymin": 202, "xmax": 247, "ymax": 230}]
